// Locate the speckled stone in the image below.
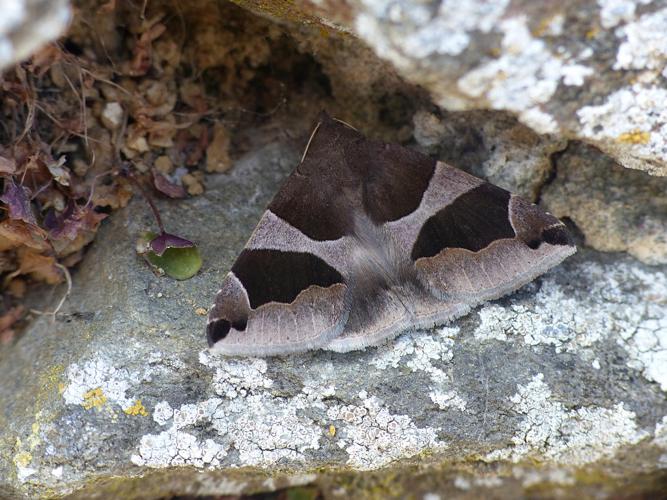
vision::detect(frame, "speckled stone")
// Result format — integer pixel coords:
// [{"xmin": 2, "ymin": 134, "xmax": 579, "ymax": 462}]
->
[{"xmin": 1, "ymin": 139, "xmax": 666, "ymax": 499}]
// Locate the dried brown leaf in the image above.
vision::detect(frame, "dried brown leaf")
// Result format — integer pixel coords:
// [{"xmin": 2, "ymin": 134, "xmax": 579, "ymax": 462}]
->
[
  {"xmin": 0, "ymin": 306, "xmax": 24, "ymax": 344},
  {"xmin": 206, "ymin": 123, "xmax": 232, "ymax": 173},
  {"xmin": 152, "ymin": 169, "xmax": 186, "ymax": 199},
  {"xmin": 17, "ymin": 248, "xmax": 63, "ymax": 284},
  {"xmin": 46, "ymin": 203, "xmax": 107, "ymax": 257},
  {"xmin": 90, "ymin": 179, "xmax": 133, "ymax": 209},
  {"xmin": 0, "ymin": 220, "xmax": 50, "ymax": 252},
  {"xmin": 0, "ymin": 155, "xmax": 16, "ymax": 174},
  {"xmin": 46, "ymin": 156, "xmax": 71, "ymax": 186}
]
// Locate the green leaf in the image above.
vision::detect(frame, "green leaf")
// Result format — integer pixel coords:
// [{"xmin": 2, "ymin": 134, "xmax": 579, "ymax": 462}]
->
[{"xmin": 138, "ymin": 231, "xmax": 202, "ymax": 280}]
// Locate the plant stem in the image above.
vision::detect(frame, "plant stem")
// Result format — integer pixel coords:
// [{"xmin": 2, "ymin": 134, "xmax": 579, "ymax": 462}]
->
[{"xmin": 127, "ymin": 171, "xmax": 165, "ymax": 234}]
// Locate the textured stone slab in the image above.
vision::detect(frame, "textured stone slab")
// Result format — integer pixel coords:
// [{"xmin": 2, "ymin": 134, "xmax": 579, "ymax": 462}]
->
[
  {"xmin": 237, "ymin": 0, "xmax": 667, "ymax": 176},
  {"xmin": 1, "ymin": 140, "xmax": 666, "ymax": 498}
]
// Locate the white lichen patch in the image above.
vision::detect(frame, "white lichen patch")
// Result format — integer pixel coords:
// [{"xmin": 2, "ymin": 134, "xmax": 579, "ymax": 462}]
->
[
  {"xmin": 153, "ymin": 401, "xmax": 174, "ymax": 426},
  {"xmin": 199, "ymin": 351, "xmax": 273, "ymax": 398},
  {"xmin": 577, "ymin": 84, "xmax": 667, "ymax": 163},
  {"xmin": 429, "ymin": 390, "xmax": 467, "ymax": 411},
  {"xmin": 458, "ymin": 16, "xmax": 593, "ymax": 134},
  {"xmin": 355, "ymin": 0, "xmax": 509, "ymax": 68},
  {"xmin": 132, "ymin": 398, "xmax": 228, "ymax": 467},
  {"xmin": 654, "ymin": 416, "xmax": 667, "ymax": 448},
  {"xmin": 327, "ymin": 392, "xmax": 441, "ymax": 469},
  {"xmin": 475, "ymin": 288, "xmax": 605, "ymax": 350},
  {"xmin": 133, "ymin": 352, "xmax": 322, "ymax": 468},
  {"xmin": 614, "ymin": 7, "xmax": 667, "ymax": 71},
  {"xmin": 485, "ymin": 374, "xmax": 648, "ymax": 465},
  {"xmin": 212, "ymin": 393, "xmax": 322, "ymax": 465},
  {"xmin": 370, "ymin": 326, "xmax": 468, "ymax": 409},
  {"xmin": 370, "ymin": 326, "xmax": 457, "ymax": 384},
  {"xmin": 598, "ymin": 0, "xmax": 646, "ymax": 29},
  {"xmin": 132, "ymin": 428, "xmax": 227, "ymax": 468},
  {"xmin": 63, "ymin": 355, "xmax": 135, "ymax": 410},
  {"xmin": 475, "ymin": 261, "xmax": 667, "ymax": 391}
]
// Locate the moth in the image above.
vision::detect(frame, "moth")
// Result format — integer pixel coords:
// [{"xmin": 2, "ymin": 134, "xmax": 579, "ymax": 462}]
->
[{"xmin": 207, "ymin": 113, "xmax": 575, "ymax": 356}]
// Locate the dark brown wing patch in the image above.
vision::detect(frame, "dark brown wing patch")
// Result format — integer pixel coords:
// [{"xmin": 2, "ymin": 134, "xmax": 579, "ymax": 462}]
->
[
  {"xmin": 411, "ymin": 183, "xmax": 515, "ymax": 259},
  {"xmin": 269, "ymin": 115, "xmax": 435, "ymax": 241},
  {"xmin": 232, "ymin": 249, "xmax": 344, "ymax": 309},
  {"xmin": 541, "ymin": 225, "xmax": 573, "ymax": 246}
]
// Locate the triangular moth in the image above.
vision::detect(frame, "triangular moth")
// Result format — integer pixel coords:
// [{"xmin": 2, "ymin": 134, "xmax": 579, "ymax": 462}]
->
[{"xmin": 207, "ymin": 114, "xmax": 575, "ymax": 356}]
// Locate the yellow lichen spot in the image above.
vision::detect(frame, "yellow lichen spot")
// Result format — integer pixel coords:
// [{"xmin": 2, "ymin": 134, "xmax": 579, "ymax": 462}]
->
[
  {"xmin": 14, "ymin": 450, "xmax": 32, "ymax": 468},
  {"xmin": 586, "ymin": 27, "xmax": 599, "ymax": 39},
  {"xmin": 58, "ymin": 382, "xmax": 66, "ymax": 394},
  {"xmin": 82, "ymin": 388, "xmax": 107, "ymax": 410},
  {"xmin": 488, "ymin": 47, "xmax": 501, "ymax": 58},
  {"xmin": 617, "ymin": 130, "xmax": 650, "ymax": 144},
  {"xmin": 124, "ymin": 400, "xmax": 149, "ymax": 417},
  {"xmin": 27, "ymin": 422, "xmax": 41, "ymax": 449},
  {"xmin": 328, "ymin": 424, "xmax": 336, "ymax": 437},
  {"xmin": 532, "ymin": 15, "xmax": 560, "ymax": 38},
  {"xmin": 194, "ymin": 307, "xmax": 208, "ymax": 316}
]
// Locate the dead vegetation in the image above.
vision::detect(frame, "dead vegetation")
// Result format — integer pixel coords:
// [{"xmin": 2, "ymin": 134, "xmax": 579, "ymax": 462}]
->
[{"xmin": 0, "ymin": 0, "xmax": 334, "ymax": 342}]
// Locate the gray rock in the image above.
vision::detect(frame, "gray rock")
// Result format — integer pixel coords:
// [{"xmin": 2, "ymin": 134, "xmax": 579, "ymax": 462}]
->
[
  {"xmin": 243, "ymin": 0, "xmax": 667, "ymax": 176},
  {"xmin": 0, "ymin": 0, "xmax": 70, "ymax": 70},
  {"xmin": 412, "ymin": 109, "xmax": 566, "ymax": 200},
  {"xmin": 543, "ymin": 141, "xmax": 667, "ymax": 265},
  {"xmin": 1, "ymin": 139, "xmax": 666, "ymax": 499}
]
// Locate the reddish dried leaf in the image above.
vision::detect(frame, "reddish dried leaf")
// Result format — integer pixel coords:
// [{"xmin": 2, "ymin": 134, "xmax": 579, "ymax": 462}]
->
[
  {"xmin": 0, "ymin": 306, "xmax": 24, "ymax": 344},
  {"xmin": 46, "ymin": 203, "xmax": 107, "ymax": 257},
  {"xmin": 0, "ymin": 155, "xmax": 16, "ymax": 174},
  {"xmin": 1, "ymin": 178, "xmax": 37, "ymax": 225},
  {"xmin": 0, "ymin": 220, "xmax": 50, "ymax": 252},
  {"xmin": 129, "ymin": 22, "xmax": 167, "ymax": 76},
  {"xmin": 152, "ymin": 169, "xmax": 186, "ymax": 199},
  {"xmin": 27, "ymin": 44, "xmax": 63, "ymax": 77},
  {"xmin": 17, "ymin": 248, "xmax": 63, "ymax": 284}
]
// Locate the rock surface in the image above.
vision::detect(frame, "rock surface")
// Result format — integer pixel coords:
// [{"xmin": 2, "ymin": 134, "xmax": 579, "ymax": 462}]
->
[
  {"xmin": 0, "ymin": 0, "xmax": 70, "ymax": 70},
  {"xmin": 1, "ymin": 139, "xmax": 666, "ymax": 499},
  {"xmin": 543, "ymin": 141, "xmax": 667, "ymax": 265},
  {"xmin": 1, "ymin": 0, "xmax": 667, "ymax": 498},
  {"xmin": 238, "ymin": 0, "xmax": 667, "ymax": 176}
]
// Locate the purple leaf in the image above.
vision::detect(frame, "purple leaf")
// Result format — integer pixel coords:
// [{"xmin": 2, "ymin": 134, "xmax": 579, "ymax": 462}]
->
[
  {"xmin": 0, "ymin": 178, "xmax": 37, "ymax": 226},
  {"xmin": 149, "ymin": 231, "xmax": 194, "ymax": 256},
  {"xmin": 46, "ymin": 201, "xmax": 106, "ymax": 241}
]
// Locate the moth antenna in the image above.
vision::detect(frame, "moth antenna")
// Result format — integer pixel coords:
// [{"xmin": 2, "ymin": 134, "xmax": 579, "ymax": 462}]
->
[
  {"xmin": 300, "ymin": 121, "xmax": 322, "ymax": 164},
  {"xmin": 332, "ymin": 117, "xmax": 358, "ymax": 131}
]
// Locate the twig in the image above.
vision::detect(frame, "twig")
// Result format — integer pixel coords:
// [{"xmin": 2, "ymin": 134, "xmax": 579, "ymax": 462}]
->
[
  {"xmin": 30, "ymin": 264, "xmax": 72, "ymax": 319},
  {"xmin": 301, "ymin": 121, "xmax": 321, "ymax": 164}
]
